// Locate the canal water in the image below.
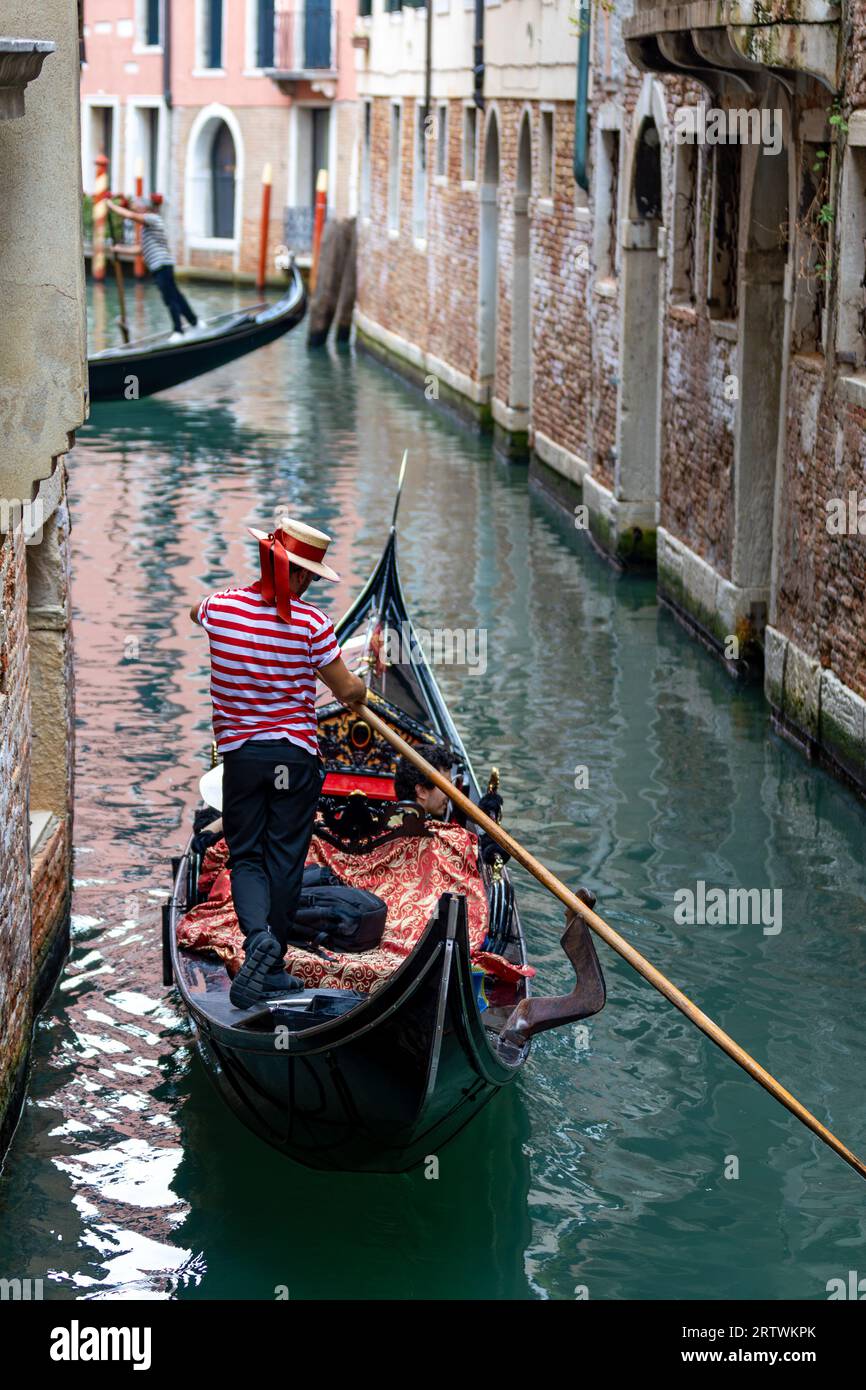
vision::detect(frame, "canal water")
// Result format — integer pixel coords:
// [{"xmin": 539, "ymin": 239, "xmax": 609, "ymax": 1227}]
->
[{"xmin": 1, "ymin": 280, "xmax": 864, "ymax": 1301}]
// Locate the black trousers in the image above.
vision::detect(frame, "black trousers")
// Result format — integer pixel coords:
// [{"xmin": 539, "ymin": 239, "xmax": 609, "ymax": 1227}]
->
[
  {"xmin": 151, "ymin": 264, "xmax": 198, "ymax": 332},
  {"xmin": 221, "ymin": 740, "xmax": 325, "ymax": 953}
]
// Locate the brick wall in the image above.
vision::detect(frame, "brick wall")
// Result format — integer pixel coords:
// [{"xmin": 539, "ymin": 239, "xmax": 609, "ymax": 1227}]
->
[
  {"xmin": 171, "ymin": 106, "xmax": 292, "ymax": 279},
  {"xmin": 0, "ymin": 528, "xmax": 33, "ymax": 1149},
  {"xmin": 774, "ymin": 361, "xmax": 866, "ymax": 701}
]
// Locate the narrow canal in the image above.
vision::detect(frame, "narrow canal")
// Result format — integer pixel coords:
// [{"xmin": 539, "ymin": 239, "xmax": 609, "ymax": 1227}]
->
[{"xmin": 1, "ymin": 282, "xmax": 864, "ymax": 1300}]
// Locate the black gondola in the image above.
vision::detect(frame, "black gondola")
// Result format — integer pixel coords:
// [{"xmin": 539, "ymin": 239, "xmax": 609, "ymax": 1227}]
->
[
  {"xmin": 88, "ymin": 265, "xmax": 306, "ymax": 403},
  {"xmin": 166, "ymin": 487, "xmax": 605, "ymax": 1173}
]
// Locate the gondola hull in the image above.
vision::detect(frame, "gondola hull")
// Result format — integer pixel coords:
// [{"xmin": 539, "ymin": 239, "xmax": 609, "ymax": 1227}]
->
[
  {"xmin": 88, "ymin": 267, "xmax": 306, "ymax": 403},
  {"xmin": 169, "ymin": 886, "xmax": 525, "ymax": 1173},
  {"xmin": 167, "ymin": 522, "xmax": 537, "ymax": 1173}
]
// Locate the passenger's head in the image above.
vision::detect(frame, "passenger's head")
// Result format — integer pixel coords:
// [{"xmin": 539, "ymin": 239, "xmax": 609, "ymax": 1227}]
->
[
  {"xmin": 394, "ymin": 747, "xmax": 453, "ymax": 819},
  {"xmin": 150, "ymin": 193, "xmax": 164, "ymax": 212}
]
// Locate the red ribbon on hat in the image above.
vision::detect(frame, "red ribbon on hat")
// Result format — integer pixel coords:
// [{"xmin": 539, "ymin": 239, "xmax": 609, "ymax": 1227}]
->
[{"xmin": 257, "ymin": 531, "xmax": 294, "ymax": 624}]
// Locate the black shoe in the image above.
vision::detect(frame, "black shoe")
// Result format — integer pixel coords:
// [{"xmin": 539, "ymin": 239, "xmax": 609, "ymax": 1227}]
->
[
  {"xmin": 260, "ymin": 969, "xmax": 306, "ymax": 998},
  {"xmin": 229, "ymin": 933, "xmax": 281, "ymax": 1009}
]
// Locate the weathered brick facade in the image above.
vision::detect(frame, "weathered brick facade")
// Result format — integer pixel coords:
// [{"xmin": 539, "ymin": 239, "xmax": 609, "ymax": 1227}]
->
[
  {"xmin": 0, "ymin": 528, "xmax": 34, "ymax": 1146},
  {"xmin": 0, "ymin": 1, "xmax": 85, "ymax": 1155},
  {"xmin": 355, "ymin": 0, "xmax": 866, "ymax": 798}
]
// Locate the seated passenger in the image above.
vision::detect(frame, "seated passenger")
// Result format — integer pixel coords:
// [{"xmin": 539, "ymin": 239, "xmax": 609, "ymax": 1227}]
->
[
  {"xmin": 393, "ymin": 747, "xmax": 454, "ymax": 820},
  {"xmin": 393, "ymin": 748, "xmax": 510, "ymax": 868}
]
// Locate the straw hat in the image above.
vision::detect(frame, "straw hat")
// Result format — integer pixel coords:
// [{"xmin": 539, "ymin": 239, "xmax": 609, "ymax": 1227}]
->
[
  {"xmin": 247, "ymin": 517, "xmax": 339, "ymax": 583},
  {"xmin": 200, "ymin": 763, "xmax": 224, "ymax": 813}
]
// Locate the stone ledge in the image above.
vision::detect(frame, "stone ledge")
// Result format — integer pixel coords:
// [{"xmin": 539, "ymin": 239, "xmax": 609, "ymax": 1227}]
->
[
  {"xmin": 533, "ymin": 431, "xmax": 591, "ymax": 490},
  {"xmin": 765, "ymin": 625, "xmax": 866, "ymax": 795},
  {"xmin": 354, "ymin": 308, "xmax": 487, "ymax": 406},
  {"xmin": 657, "ymin": 526, "xmax": 766, "ymax": 671},
  {"xmin": 584, "ymin": 474, "xmax": 657, "ymax": 567},
  {"xmin": 354, "ymin": 316, "xmax": 492, "ymax": 432}
]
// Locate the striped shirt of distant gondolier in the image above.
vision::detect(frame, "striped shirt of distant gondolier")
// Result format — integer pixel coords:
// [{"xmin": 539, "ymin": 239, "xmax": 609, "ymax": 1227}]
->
[
  {"xmin": 141, "ymin": 213, "xmax": 174, "ymax": 273},
  {"xmin": 197, "ymin": 584, "xmax": 341, "ymax": 757}
]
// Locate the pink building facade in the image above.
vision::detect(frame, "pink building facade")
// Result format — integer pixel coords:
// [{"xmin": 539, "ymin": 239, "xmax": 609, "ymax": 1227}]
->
[{"xmin": 81, "ymin": 0, "xmax": 359, "ymax": 279}]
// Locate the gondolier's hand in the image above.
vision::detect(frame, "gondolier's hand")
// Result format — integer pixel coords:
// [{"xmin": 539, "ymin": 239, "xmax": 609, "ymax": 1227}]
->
[
  {"xmin": 317, "ymin": 655, "xmax": 367, "ymax": 709},
  {"xmin": 477, "ymin": 790, "xmax": 503, "ymax": 822},
  {"xmin": 106, "ymin": 198, "xmax": 148, "ymax": 225}
]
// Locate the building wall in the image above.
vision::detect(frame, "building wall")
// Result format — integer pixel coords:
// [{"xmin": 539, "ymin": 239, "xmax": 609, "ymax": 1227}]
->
[
  {"xmin": 81, "ymin": 0, "xmax": 360, "ymax": 277},
  {"xmin": 0, "ymin": 3, "xmax": 86, "ymax": 1156},
  {"xmin": 353, "ymin": 0, "xmax": 866, "ymax": 797}
]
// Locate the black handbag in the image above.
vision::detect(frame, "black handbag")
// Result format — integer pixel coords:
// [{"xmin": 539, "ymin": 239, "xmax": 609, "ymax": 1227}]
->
[{"xmin": 287, "ymin": 866, "xmax": 388, "ymax": 954}]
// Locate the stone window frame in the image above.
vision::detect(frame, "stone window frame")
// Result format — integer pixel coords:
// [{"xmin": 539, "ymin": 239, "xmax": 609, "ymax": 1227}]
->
[
  {"xmin": 184, "ymin": 103, "xmax": 244, "ymax": 256},
  {"xmin": 81, "ymin": 94, "xmax": 122, "ymax": 193},
  {"xmin": 592, "ymin": 104, "xmax": 622, "ymax": 288},
  {"xmin": 538, "ymin": 105, "xmax": 555, "ymax": 205},
  {"xmin": 360, "ymin": 99, "xmax": 373, "ymax": 223},
  {"xmin": 193, "ymin": 0, "xmax": 227, "ymax": 76},
  {"xmin": 243, "ymin": 0, "xmax": 274, "ymax": 75},
  {"xmin": 388, "ymin": 99, "xmax": 403, "ymax": 237},
  {"xmin": 790, "ymin": 111, "xmax": 833, "ymax": 360},
  {"xmin": 133, "ymin": 0, "xmax": 164, "ymax": 54},
  {"xmin": 434, "ymin": 101, "xmax": 448, "ymax": 184},
  {"xmin": 706, "ymin": 142, "xmax": 741, "ymax": 324},
  {"xmin": 462, "ymin": 103, "xmax": 478, "ymax": 187},
  {"xmin": 124, "ymin": 96, "xmax": 168, "ymax": 199},
  {"xmin": 835, "ymin": 112, "xmax": 866, "ymax": 376},
  {"xmin": 670, "ymin": 133, "xmax": 698, "ymax": 309},
  {"xmin": 412, "ymin": 99, "xmax": 428, "ymax": 248}
]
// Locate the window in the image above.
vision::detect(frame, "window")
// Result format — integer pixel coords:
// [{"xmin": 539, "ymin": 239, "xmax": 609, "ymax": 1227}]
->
[
  {"xmin": 142, "ymin": 0, "xmax": 162, "ymax": 47},
  {"xmin": 671, "ymin": 139, "xmax": 698, "ymax": 305},
  {"xmin": 358, "ymin": 0, "xmax": 372, "ymax": 13},
  {"xmin": 707, "ymin": 144, "xmax": 740, "ymax": 318},
  {"xmin": 210, "ymin": 120, "xmax": 236, "ymax": 238},
  {"xmin": 463, "ymin": 106, "xmax": 477, "ymax": 182},
  {"xmin": 256, "ymin": 0, "xmax": 275, "ymax": 67},
  {"xmin": 198, "ymin": 0, "xmax": 224, "ymax": 70},
  {"xmin": 388, "ymin": 103, "xmax": 402, "ymax": 233},
  {"xmin": 836, "ymin": 142, "xmax": 866, "ymax": 365},
  {"xmin": 593, "ymin": 126, "xmax": 620, "ymax": 280},
  {"xmin": 435, "ymin": 103, "xmax": 447, "ymax": 179},
  {"xmin": 539, "ymin": 109, "xmax": 554, "ymax": 198},
  {"xmin": 360, "ymin": 102, "xmax": 372, "ymax": 219},
  {"xmin": 413, "ymin": 102, "xmax": 427, "ymax": 241}
]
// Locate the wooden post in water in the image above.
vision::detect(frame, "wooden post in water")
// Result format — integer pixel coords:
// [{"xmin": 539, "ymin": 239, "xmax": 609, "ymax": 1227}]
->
[
  {"xmin": 309, "ymin": 169, "xmax": 328, "ymax": 293},
  {"xmin": 92, "ymin": 152, "xmax": 109, "ymax": 282},
  {"xmin": 334, "ymin": 217, "xmax": 357, "ymax": 345},
  {"xmin": 257, "ymin": 162, "xmax": 273, "ymax": 293},
  {"xmin": 133, "ymin": 157, "xmax": 145, "ymax": 279},
  {"xmin": 307, "ymin": 219, "xmax": 350, "ymax": 348}
]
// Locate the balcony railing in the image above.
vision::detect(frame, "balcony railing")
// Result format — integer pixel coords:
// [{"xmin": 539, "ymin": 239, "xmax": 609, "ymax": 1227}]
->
[{"xmin": 263, "ymin": 3, "xmax": 338, "ymax": 79}]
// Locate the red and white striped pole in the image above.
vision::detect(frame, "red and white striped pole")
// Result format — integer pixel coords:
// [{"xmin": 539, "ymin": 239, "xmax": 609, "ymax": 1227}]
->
[
  {"xmin": 309, "ymin": 168, "xmax": 328, "ymax": 294},
  {"xmin": 257, "ymin": 162, "xmax": 273, "ymax": 293},
  {"xmin": 92, "ymin": 152, "xmax": 109, "ymax": 282},
  {"xmin": 133, "ymin": 156, "xmax": 145, "ymax": 279}
]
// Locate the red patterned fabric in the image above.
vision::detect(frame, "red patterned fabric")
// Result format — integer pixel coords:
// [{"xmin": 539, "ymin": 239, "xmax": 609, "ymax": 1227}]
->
[{"xmin": 178, "ymin": 823, "xmax": 533, "ymax": 994}]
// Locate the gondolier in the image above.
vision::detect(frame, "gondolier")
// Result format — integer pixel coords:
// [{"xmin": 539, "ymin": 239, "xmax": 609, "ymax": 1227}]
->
[
  {"xmin": 106, "ymin": 193, "xmax": 199, "ymax": 340},
  {"xmin": 190, "ymin": 516, "xmax": 366, "ymax": 1008}
]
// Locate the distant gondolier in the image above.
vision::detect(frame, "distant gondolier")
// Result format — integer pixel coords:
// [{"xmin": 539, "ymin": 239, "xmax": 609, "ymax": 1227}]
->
[
  {"xmin": 106, "ymin": 194, "xmax": 199, "ymax": 340},
  {"xmin": 190, "ymin": 517, "xmax": 366, "ymax": 1008}
]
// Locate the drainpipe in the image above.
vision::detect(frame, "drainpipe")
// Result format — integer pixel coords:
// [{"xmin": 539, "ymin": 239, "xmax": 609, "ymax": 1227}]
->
[
  {"xmin": 163, "ymin": 0, "xmax": 173, "ymax": 111},
  {"xmin": 425, "ymin": 0, "xmax": 433, "ymax": 129},
  {"xmin": 573, "ymin": 1, "xmax": 590, "ymax": 191},
  {"xmin": 473, "ymin": 0, "xmax": 484, "ymax": 110}
]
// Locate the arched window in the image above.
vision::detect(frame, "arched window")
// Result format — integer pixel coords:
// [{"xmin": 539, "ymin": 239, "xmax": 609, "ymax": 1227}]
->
[{"xmin": 210, "ymin": 121, "xmax": 236, "ymax": 239}]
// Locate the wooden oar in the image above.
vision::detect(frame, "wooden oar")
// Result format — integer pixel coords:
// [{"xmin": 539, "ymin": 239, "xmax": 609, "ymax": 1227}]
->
[
  {"xmin": 354, "ymin": 700, "xmax": 866, "ymax": 1182},
  {"xmin": 106, "ymin": 206, "xmax": 130, "ymax": 344}
]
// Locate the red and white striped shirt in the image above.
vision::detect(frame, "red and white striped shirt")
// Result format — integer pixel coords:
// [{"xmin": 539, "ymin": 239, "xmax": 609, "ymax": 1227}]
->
[{"xmin": 197, "ymin": 582, "xmax": 340, "ymax": 756}]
